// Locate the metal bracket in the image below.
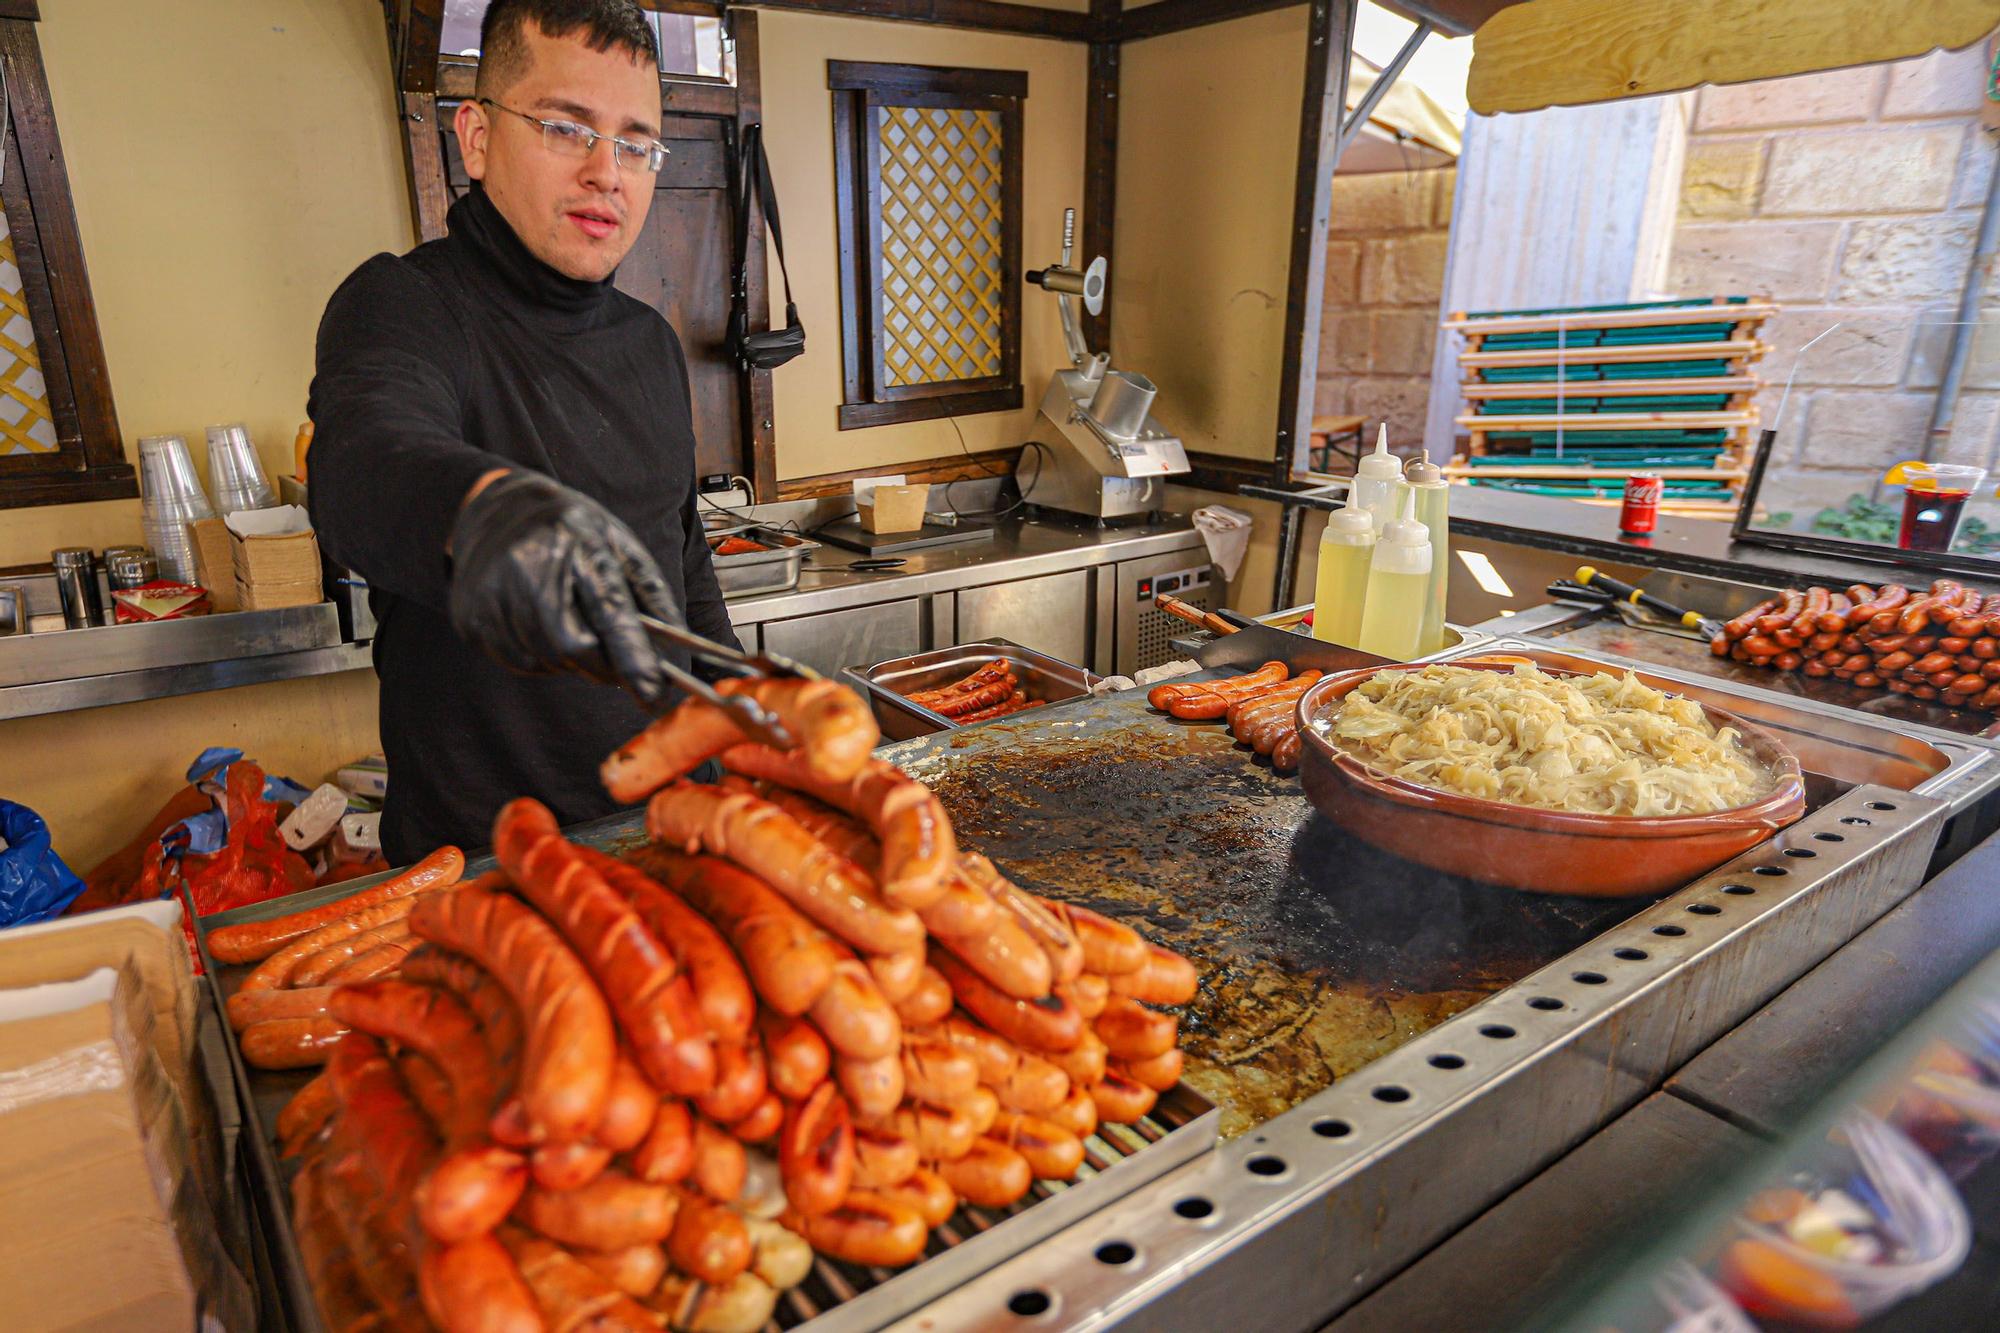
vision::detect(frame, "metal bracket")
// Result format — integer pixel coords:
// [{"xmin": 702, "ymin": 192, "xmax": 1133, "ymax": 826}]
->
[{"xmin": 1335, "ymin": 20, "xmax": 1432, "ymax": 162}]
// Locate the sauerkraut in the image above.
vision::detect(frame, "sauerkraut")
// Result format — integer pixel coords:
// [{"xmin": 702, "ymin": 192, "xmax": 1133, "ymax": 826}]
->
[{"xmin": 1322, "ymin": 663, "xmax": 1773, "ymax": 816}]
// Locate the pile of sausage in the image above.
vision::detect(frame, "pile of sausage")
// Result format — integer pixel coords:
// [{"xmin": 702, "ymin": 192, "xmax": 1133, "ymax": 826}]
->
[
  {"xmin": 1711, "ymin": 578, "xmax": 2000, "ymax": 711},
  {"xmin": 1145, "ymin": 660, "xmax": 1319, "ymax": 773},
  {"xmin": 231, "ymin": 673, "xmax": 1194, "ymax": 1333},
  {"xmin": 902, "ymin": 659, "xmax": 1042, "ymax": 724},
  {"xmin": 708, "ymin": 536, "xmax": 769, "ymax": 556},
  {"xmin": 212, "ymin": 847, "xmax": 468, "ymax": 1068}
]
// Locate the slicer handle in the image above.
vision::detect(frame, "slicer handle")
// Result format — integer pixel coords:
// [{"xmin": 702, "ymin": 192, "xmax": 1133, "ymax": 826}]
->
[{"xmin": 1061, "ymin": 207, "xmax": 1075, "ymax": 266}]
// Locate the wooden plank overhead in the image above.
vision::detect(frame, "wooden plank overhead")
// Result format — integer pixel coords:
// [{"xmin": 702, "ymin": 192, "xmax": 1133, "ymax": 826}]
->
[{"xmin": 1469, "ymin": 0, "xmax": 2000, "ymax": 114}]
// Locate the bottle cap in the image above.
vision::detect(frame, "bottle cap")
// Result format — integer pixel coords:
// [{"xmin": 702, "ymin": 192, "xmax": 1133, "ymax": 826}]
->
[
  {"xmin": 1379, "ymin": 488, "xmax": 1429, "ymax": 548},
  {"xmin": 1404, "ymin": 458, "xmax": 1445, "ymax": 486},
  {"xmin": 1370, "ymin": 489, "xmax": 1433, "ymax": 576},
  {"xmin": 1323, "ymin": 487, "xmax": 1376, "ymax": 541},
  {"xmin": 1355, "ymin": 424, "xmax": 1403, "ymax": 482}
]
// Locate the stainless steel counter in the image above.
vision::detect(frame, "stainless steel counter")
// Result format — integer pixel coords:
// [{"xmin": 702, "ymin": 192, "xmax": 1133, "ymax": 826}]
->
[{"xmin": 0, "ymin": 515, "xmax": 1210, "ymax": 720}]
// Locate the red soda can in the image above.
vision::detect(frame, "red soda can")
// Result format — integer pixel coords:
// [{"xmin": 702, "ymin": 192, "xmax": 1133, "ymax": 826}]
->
[{"xmin": 1620, "ymin": 473, "xmax": 1663, "ymax": 534}]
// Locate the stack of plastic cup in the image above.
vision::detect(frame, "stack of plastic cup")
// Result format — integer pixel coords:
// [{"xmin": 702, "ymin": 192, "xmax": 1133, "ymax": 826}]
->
[
  {"xmin": 206, "ymin": 422, "xmax": 278, "ymax": 514},
  {"xmin": 138, "ymin": 434, "xmax": 215, "ymax": 584}
]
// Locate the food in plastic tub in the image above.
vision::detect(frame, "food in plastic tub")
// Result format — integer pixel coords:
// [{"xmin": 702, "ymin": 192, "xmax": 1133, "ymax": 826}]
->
[
  {"xmin": 1888, "ymin": 1002, "xmax": 2000, "ymax": 1180},
  {"xmin": 1715, "ymin": 1112, "xmax": 1970, "ymax": 1328},
  {"xmin": 1646, "ymin": 1263, "xmax": 1758, "ymax": 1333}
]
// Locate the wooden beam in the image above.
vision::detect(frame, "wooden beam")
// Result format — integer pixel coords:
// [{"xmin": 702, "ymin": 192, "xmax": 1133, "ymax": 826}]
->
[
  {"xmin": 1469, "ymin": 0, "xmax": 2000, "ymax": 115},
  {"xmin": 1114, "ymin": 0, "xmax": 1305, "ymax": 42},
  {"xmin": 827, "ymin": 60, "xmax": 1028, "ymax": 97},
  {"xmin": 397, "ymin": 92, "xmax": 451, "ymax": 242},
  {"xmin": 1082, "ymin": 4, "xmax": 1118, "ymax": 351},
  {"xmin": 1272, "ymin": 0, "xmax": 1355, "ymax": 482},
  {"xmin": 776, "ymin": 445, "xmax": 1023, "ymax": 500},
  {"xmin": 0, "ymin": 19, "xmax": 127, "ymax": 483},
  {"xmin": 743, "ymin": 0, "xmax": 1093, "ymax": 42},
  {"xmin": 0, "ymin": 2, "xmax": 39, "ymax": 20},
  {"xmin": 732, "ymin": 11, "xmax": 781, "ymax": 503},
  {"xmin": 399, "ymin": 0, "xmax": 445, "ymax": 93}
]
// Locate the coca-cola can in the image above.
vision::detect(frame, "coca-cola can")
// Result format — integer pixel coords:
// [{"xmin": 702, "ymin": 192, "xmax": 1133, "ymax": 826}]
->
[{"xmin": 1620, "ymin": 473, "xmax": 1663, "ymax": 535}]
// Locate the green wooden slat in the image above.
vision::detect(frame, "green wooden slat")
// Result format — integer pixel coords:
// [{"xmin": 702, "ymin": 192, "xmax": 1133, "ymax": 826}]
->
[{"xmin": 1463, "ymin": 295, "xmax": 1750, "ymax": 320}]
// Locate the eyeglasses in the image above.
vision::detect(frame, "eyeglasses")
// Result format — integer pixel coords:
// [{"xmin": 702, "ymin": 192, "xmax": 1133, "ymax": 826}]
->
[{"xmin": 477, "ymin": 98, "xmax": 670, "ymax": 174}]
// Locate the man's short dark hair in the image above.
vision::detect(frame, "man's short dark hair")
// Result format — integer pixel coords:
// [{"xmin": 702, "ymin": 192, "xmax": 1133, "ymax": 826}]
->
[{"xmin": 476, "ymin": 0, "xmax": 660, "ymax": 96}]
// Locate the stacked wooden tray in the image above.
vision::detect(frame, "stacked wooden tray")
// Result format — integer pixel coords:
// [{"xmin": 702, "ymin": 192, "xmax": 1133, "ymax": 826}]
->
[{"xmin": 1442, "ymin": 297, "xmax": 1775, "ymax": 518}]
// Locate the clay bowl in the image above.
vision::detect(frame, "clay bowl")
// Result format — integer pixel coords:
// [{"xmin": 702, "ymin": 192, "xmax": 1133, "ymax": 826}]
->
[{"xmin": 1295, "ymin": 661, "xmax": 1807, "ymax": 898}]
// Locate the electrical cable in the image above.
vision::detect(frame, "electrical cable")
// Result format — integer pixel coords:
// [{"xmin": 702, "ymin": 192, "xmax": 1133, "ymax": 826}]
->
[{"xmin": 940, "ymin": 414, "xmax": 1047, "ymax": 521}]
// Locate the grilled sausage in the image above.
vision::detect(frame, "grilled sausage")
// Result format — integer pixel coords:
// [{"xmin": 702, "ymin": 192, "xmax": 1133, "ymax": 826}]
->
[
  {"xmin": 1147, "ymin": 661, "xmax": 1286, "ymax": 711},
  {"xmin": 518, "ymin": 1170, "xmax": 679, "ymax": 1250},
  {"xmin": 577, "ymin": 847, "xmax": 756, "ymax": 1044},
  {"xmin": 630, "ymin": 1099, "xmax": 695, "ymax": 1186},
  {"xmin": 692, "ymin": 1116, "xmax": 748, "ymax": 1204},
  {"xmin": 695, "ymin": 1041, "xmax": 768, "ymax": 1127},
  {"xmin": 759, "ymin": 1011, "xmax": 831, "ymax": 1102},
  {"xmin": 242, "ymin": 1016, "xmax": 348, "ymax": 1069},
  {"xmin": 874, "ymin": 1165, "xmax": 958, "ymax": 1229},
  {"xmin": 207, "ymin": 845, "xmax": 464, "ymax": 964},
  {"xmin": 1089, "ymin": 1071, "xmax": 1160, "ymax": 1124},
  {"xmin": 644, "ymin": 850, "xmax": 838, "ymax": 1018},
  {"xmin": 987, "ymin": 1108, "xmax": 1085, "ymax": 1180},
  {"xmin": 933, "ymin": 1139, "xmax": 1034, "ymax": 1209},
  {"xmin": 892, "ymin": 965, "xmax": 955, "ymax": 1026},
  {"xmin": 1115, "ymin": 1047, "xmax": 1185, "ymax": 1092},
  {"xmin": 779, "ymin": 1082, "xmax": 855, "ymax": 1217},
  {"xmin": 934, "ymin": 950, "xmax": 1084, "ymax": 1052},
  {"xmin": 409, "ymin": 885, "xmax": 615, "ymax": 1144},
  {"xmin": 809, "ymin": 955, "xmax": 903, "ymax": 1061},
  {"xmin": 852, "ymin": 1126, "xmax": 921, "ymax": 1190},
  {"xmin": 1105, "ymin": 944, "xmax": 1199, "ymax": 1006},
  {"xmin": 667, "ymin": 1189, "xmax": 754, "ymax": 1286},
  {"xmin": 783, "ymin": 1191, "xmax": 929, "ymax": 1268},
  {"xmin": 1094, "ymin": 996, "xmax": 1178, "ymax": 1061},
  {"xmin": 835, "ymin": 1051, "xmax": 905, "ymax": 1120}
]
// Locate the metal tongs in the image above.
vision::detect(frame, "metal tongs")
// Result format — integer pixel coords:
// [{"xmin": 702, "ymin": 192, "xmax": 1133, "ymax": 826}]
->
[{"xmin": 636, "ymin": 613, "xmax": 817, "ymax": 750}]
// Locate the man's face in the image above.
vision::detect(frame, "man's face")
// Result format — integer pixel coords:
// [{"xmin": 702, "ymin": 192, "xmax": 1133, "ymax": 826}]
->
[{"xmin": 455, "ymin": 24, "xmax": 660, "ymax": 282}]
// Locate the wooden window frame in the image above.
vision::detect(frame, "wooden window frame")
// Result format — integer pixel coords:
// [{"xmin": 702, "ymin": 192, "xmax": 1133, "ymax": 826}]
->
[
  {"xmin": 829, "ymin": 60, "xmax": 1025, "ymax": 431},
  {"xmin": 0, "ymin": 11, "xmax": 134, "ymax": 510}
]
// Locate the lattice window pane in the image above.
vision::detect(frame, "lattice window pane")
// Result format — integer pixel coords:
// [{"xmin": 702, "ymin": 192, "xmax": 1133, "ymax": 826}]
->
[
  {"xmin": 876, "ymin": 105, "xmax": 1005, "ymax": 387},
  {"xmin": 0, "ymin": 203, "xmax": 56, "ymax": 457}
]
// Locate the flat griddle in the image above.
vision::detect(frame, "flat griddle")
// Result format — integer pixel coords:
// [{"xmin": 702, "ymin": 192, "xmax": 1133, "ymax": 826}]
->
[{"xmin": 886, "ymin": 689, "xmax": 1639, "ymax": 1137}]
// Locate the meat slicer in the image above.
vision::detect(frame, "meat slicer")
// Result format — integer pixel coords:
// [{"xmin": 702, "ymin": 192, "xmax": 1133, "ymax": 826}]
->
[{"xmin": 1018, "ymin": 209, "xmax": 1189, "ymax": 522}]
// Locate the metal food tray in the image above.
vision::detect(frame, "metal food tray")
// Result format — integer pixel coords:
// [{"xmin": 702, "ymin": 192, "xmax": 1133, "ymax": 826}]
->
[
  {"xmin": 194, "ymin": 823, "xmax": 1216, "ymax": 1333},
  {"xmin": 842, "ymin": 638, "xmax": 1099, "ymax": 741},
  {"xmin": 709, "ymin": 526, "xmax": 820, "ymax": 598}
]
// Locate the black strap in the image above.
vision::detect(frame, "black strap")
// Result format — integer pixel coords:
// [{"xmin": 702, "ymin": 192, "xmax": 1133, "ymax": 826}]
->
[{"xmin": 734, "ymin": 123, "xmax": 796, "ymax": 325}]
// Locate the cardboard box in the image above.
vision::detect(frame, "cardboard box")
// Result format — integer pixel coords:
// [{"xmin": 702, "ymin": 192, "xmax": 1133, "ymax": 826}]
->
[
  {"xmin": 187, "ymin": 518, "xmax": 238, "ymax": 612},
  {"xmin": 859, "ymin": 482, "xmax": 930, "ymax": 534},
  {"xmin": 227, "ymin": 505, "xmax": 322, "ymax": 609},
  {"xmin": 0, "ymin": 899, "xmax": 198, "ymax": 1091},
  {"xmin": 0, "ymin": 967, "xmax": 201, "ymax": 1331}
]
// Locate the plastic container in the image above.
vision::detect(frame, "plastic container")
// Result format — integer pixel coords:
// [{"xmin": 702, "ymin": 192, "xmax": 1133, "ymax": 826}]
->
[
  {"xmin": 1888, "ymin": 1001, "xmax": 2000, "ymax": 1180},
  {"xmin": 138, "ymin": 434, "xmax": 215, "ymax": 584},
  {"xmin": 1890, "ymin": 462, "xmax": 1987, "ymax": 553},
  {"xmin": 1355, "ymin": 489, "xmax": 1431, "ymax": 661},
  {"xmin": 1351, "ymin": 425, "xmax": 1406, "ymax": 534},
  {"xmin": 1715, "ymin": 1112, "xmax": 1970, "ymax": 1329},
  {"xmin": 1405, "ymin": 457, "xmax": 1450, "ymax": 656},
  {"xmin": 206, "ymin": 423, "xmax": 278, "ymax": 514},
  {"xmin": 1310, "ymin": 489, "xmax": 1376, "ymax": 648}
]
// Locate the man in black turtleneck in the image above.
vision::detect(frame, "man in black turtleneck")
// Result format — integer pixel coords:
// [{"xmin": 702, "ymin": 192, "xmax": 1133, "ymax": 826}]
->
[{"xmin": 307, "ymin": 0, "xmax": 735, "ymax": 861}]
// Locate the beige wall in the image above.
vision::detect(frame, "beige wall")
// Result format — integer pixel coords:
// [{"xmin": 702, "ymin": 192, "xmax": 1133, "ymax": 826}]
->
[
  {"xmin": 1666, "ymin": 45, "xmax": 1999, "ymax": 520},
  {"xmin": 1114, "ymin": 6, "xmax": 1305, "ymax": 463},
  {"xmin": 2, "ymin": 0, "xmax": 407, "ymax": 867},
  {"xmin": 757, "ymin": 12, "xmax": 1087, "ymax": 481},
  {"xmin": 2, "ymin": 0, "xmax": 414, "ymax": 568}
]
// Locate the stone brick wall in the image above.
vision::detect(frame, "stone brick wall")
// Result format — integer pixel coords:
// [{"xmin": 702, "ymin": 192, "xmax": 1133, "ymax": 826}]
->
[
  {"xmin": 1314, "ymin": 166, "xmax": 1456, "ymax": 457},
  {"xmin": 1666, "ymin": 46, "xmax": 1999, "ymax": 518}
]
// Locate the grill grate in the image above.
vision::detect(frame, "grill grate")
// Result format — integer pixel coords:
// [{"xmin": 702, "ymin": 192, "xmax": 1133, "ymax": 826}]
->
[{"xmin": 769, "ymin": 1097, "xmax": 1204, "ymax": 1330}]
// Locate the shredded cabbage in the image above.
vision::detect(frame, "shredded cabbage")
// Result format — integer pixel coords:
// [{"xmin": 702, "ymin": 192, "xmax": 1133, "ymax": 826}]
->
[{"xmin": 1323, "ymin": 663, "xmax": 1773, "ymax": 816}]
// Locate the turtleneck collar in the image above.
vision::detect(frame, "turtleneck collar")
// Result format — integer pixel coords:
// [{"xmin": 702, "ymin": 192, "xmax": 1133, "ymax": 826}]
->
[{"xmin": 447, "ymin": 186, "xmax": 620, "ymax": 327}]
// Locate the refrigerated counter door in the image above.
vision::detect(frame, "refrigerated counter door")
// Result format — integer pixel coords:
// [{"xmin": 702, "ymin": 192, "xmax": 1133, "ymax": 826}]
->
[
  {"xmin": 758, "ymin": 598, "xmax": 924, "ymax": 676},
  {"xmin": 954, "ymin": 571, "xmax": 1091, "ymax": 667}
]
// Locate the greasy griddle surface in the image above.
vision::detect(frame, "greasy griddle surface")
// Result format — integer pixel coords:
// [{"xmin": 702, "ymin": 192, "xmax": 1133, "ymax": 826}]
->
[{"xmin": 888, "ymin": 693, "xmax": 1636, "ymax": 1137}]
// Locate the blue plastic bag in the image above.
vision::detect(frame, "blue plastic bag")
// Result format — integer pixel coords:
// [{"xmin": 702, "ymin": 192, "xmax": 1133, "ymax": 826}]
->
[{"xmin": 0, "ymin": 800, "xmax": 86, "ymax": 926}]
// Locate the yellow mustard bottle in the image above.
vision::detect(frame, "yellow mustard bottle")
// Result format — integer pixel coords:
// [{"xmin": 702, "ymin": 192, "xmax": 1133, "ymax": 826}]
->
[
  {"xmin": 1356, "ymin": 489, "xmax": 1433, "ymax": 661},
  {"xmin": 1311, "ymin": 487, "xmax": 1377, "ymax": 647}
]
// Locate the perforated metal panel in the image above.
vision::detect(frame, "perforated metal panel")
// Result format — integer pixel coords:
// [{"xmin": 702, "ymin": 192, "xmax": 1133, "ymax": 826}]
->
[{"xmin": 1115, "ymin": 552, "xmax": 1217, "ymax": 675}]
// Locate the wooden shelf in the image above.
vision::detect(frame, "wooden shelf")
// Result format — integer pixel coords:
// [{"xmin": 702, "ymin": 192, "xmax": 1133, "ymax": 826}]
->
[
  {"xmin": 1445, "ymin": 462, "xmax": 1746, "ymax": 481},
  {"xmin": 1458, "ymin": 375, "xmax": 1760, "ymax": 400},
  {"xmin": 1461, "ymin": 340, "xmax": 1767, "ymax": 369},
  {"xmin": 1444, "ymin": 301, "xmax": 1778, "ymax": 335},
  {"xmin": 1456, "ymin": 409, "xmax": 1758, "ymax": 431}
]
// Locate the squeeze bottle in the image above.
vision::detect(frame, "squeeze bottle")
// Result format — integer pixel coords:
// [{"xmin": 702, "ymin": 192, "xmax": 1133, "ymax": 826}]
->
[
  {"xmin": 1310, "ymin": 487, "xmax": 1377, "ymax": 647},
  {"xmin": 1356, "ymin": 489, "xmax": 1433, "ymax": 662},
  {"xmin": 1404, "ymin": 457, "xmax": 1450, "ymax": 654},
  {"xmin": 1352, "ymin": 425, "xmax": 1406, "ymax": 533}
]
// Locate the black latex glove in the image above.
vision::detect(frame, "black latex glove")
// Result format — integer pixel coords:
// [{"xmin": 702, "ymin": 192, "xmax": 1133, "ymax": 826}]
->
[{"xmin": 447, "ymin": 469, "xmax": 685, "ymax": 704}]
